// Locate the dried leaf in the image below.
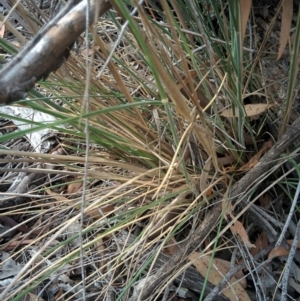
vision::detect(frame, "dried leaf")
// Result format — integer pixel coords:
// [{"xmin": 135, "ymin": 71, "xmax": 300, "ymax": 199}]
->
[
  {"xmin": 221, "ymin": 104, "xmax": 275, "ymax": 118},
  {"xmin": 240, "ymin": 0, "xmax": 252, "ymax": 43},
  {"xmin": 244, "ymin": 134, "xmax": 255, "ymax": 145},
  {"xmin": 67, "ymin": 180, "xmax": 83, "ymax": 194},
  {"xmin": 268, "ymin": 239, "xmax": 300, "ymax": 259},
  {"xmin": 259, "ymin": 193, "xmax": 272, "ymax": 208},
  {"xmin": 88, "ymin": 204, "xmax": 115, "ymax": 221},
  {"xmin": 213, "ymin": 257, "xmax": 247, "ymax": 288},
  {"xmin": 239, "ymin": 141, "xmax": 273, "ymax": 171},
  {"xmin": 46, "ymin": 189, "xmax": 69, "ymax": 203},
  {"xmin": 277, "ymin": 0, "xmax": 293, "ymax": 60},
  {"xmin": 229, "ymin": 212, "xmax": 255, "ymax": 249},
  {"xmin": 189, "ymin": 252, "xmax": 251, "ymax": 301},
  {"xmin": 218, "ymin": 154, "xmax": 236, "ymax": 166},
  {"xmin": 164, "ymin": 237, "xmax": 179, "ymax": 255},
  {"xmin": 251, "ymin": 231, "xmax": 269, "ymax": 256}
]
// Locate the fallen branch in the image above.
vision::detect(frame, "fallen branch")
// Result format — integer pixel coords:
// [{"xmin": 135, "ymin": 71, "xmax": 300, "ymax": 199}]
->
[{"xmin": 0, "ymin": 0, "xmax": 111, "ymax": 104}]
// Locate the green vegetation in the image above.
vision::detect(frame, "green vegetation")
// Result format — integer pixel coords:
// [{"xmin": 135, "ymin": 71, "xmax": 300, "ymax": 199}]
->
[{"xmin": 0, "ymin": 1, "xmax": 300, "ymax": 300}]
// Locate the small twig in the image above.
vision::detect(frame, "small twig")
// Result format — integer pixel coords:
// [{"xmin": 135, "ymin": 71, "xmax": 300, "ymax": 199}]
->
[
  {"xmin": 281, "ymin": 219, "xmax": 300, "ymax": 301},
  {"xmin": 161, "ymin": 284, "xmax": 171, "ymax": 301},
  {"xmin": 251, "ymin": 203, "xmax": 284, "ymax": 230},
  {"xmin": 275, "ymin": 180, "xmax": 300, "ymax": 248},
  {"xmin": 242, "ymin": 245, "xmax": 264, "ymax": 301}
]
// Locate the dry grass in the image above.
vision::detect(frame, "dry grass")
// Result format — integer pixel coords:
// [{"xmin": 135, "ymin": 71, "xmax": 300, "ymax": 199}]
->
[{"xmin": 0, "ymin": 1, "xmax": 300, "ymax": 301}]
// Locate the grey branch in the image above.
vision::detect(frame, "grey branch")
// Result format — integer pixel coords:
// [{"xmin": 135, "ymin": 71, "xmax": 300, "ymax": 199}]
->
[{"xmin": 0, "ymin": 0, "xmax": 111, "ymax": 104}]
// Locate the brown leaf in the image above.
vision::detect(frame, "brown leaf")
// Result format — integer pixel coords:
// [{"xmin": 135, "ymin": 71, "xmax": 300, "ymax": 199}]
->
[
  {"xmin": 239, "ymin": 141, "xmax": 273, "ymax": 171},
  {"xmin": 251, "ymin": 231, "xmax": 269, "ymax": 256},
  {"xmin": 88, "ymin": 204, "xmax": 115, "ymax": 221},
  {"xmin": 163, "ymin": 237, "xmax": 179, "ymax": 255},
  {"xmin": 240, "ymin": 0, "xmax": 252, "ymax": 43},
  {"xmin": 277, "ymin": 0, "xmax": 293, "ymax": 60},
  {"xmin": 67, "ymin": 180, "xmax": 83, "ymax": 194},
  {"xmin": 239, "ymin": 231, "xmax": 269, "ymax": 267},
  {"xmin": 229, "ymin": 212, "xmax": 255, "ymax": 249},
  {"xmin": 259, "ymin": 193, "xmax": 272, "ymax": 208},
  {"xmin": 213, "ymin": 257, "xmax": 247, "ymax": 288},
  {"xmin": 221, "ymin": 104, "xmax": 275, "ymax": 118},
  {"xmin": 189, "ymin": 252, "xmax": 251, "ymax": 301},
  {"xmin": 46, "ymin": 189, "xmax": 69, "ymax": 204},
  {"xmin": 268, "ymin": 239, "xmax": 300, "ymax": 259},
  {"xmin": 218, "ymin": 154, "xmax": 236, "ymax": 166}
]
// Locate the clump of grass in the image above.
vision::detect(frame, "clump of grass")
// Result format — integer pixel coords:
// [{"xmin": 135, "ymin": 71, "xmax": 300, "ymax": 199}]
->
[{"xmin": 0, "ymin": 1, "xmax": 300, "ymax": 300}]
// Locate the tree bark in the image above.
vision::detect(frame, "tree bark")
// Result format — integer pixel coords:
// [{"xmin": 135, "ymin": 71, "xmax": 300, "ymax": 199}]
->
[{"xmin": 0, "ymin": 0, "xmax": 111, "ymax": 104}]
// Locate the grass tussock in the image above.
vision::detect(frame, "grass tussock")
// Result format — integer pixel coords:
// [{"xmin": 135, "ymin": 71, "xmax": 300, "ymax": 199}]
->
[{"xmin": 0, "ymin": 1, "xmax": 300, "ymax": 300}]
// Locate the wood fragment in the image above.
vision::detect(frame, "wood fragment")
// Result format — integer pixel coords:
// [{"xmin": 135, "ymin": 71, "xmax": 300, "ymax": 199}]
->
[{"xmin": 0, "ymin": 0, "xmax": 111, "ymax": 104}]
